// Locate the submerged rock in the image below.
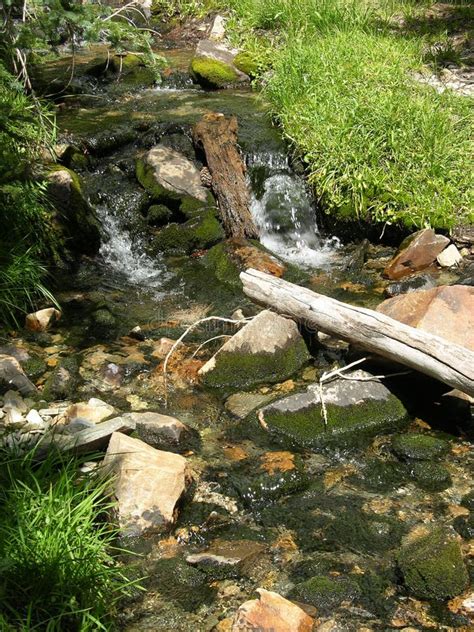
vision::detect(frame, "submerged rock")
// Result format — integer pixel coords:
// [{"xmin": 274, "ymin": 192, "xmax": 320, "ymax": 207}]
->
[
  {"xmin": 103, "ymin": 432, "xmax": 192, "ymax": 537},
  {"xmin": 186, "ymin": 539, "xmax": 266, "ymax": 578},
  {"xmin": 65, "ymin": 397, "xmax": 116, "ymax": 425},
  {"xmin": 259, "ymin": 370, "xmax": 408, "ymax": 449},
  {"xmin": 191, "ymin": 39, "xmax": 249, "ymax": 89},
  {"xmin": 384, "ymin": 229, "xmax": 450, "ymax": 280},
  {"xmin": 290, "ymin": 575, "xmax": 361, "ymax": 614},
  {"xmin": 397, "ymin": 528, "xmax": 468, "ymax": 599},
  {"xmin": 377, "ymin": 285, "xmax": 474, "ymax": 351},
  {"xmin": 385, "ymin": 273, "xmax": 437, "ymax": 298},
  {"xmin": 409, "ymin": 461, "xmax": 452, "ymax": 492},
  {"xmin": 198, "ymin": 310, "xmax": 310, "ymax": 391},
  {"xmin": 232, "ymin": 588, "xmax": 314, "ymax": 632},
  {"xmin": 150, "ymin": 210, "xmax": 223, "ymax": 256},
  {"xmin": 391, "ymin": 433, "xmax": 450, "ymax": 461}
]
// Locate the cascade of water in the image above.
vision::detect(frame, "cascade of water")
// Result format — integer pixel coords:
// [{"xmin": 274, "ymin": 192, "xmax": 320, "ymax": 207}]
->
[
  {"xmin": 249, "ymin": 166, "xmax": 340, "ymax": 268},
  {"xmin": 98, "ymin": 206, "xmax": 165, "ymax": 290}
]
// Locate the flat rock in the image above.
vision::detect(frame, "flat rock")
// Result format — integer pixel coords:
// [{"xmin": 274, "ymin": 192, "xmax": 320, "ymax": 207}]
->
[
  {"xmin": 0, "ymin": 354, "xmax": 37, "ymax": 396},
  {"xmin": 259, "ymin": 370, "xmax": 408, "ymax": 449},
  {"xmin": 103, "ymin": 432, "xmax": 191, "ymax": 537},
  {"xmin": 49, "ymin": 416, "xmax": 135, "ymax": 454},
  {"xmin": 225, "ymin": 391, "xmax": 275, "ymax": 419},
  {"xmin": 25, "ymin": 307, "xmax": 61, "ymax": 332},
  {"xmin": 136, "ymin": 144, "xmax": 207, "ymax": 203},
  {"xmin": 384, "ymin": 229, "xmax": 450, "ymax": 280},
  {"xmin": 66, "ymin": 397, "xmax": 116, "ymax": 424},
  {"xmin": 121, "ymin": 411, "xmax": 192, "ymax": 449},
  {"xmin": 199, "ymin": 310, "xmax": 310, "ymax": 391},
  {"xmin": 232, "ymin": 588, "xmax": 314, "ymax": 632},
  {"xmin": 377, "ymin": 284, "xmax": 474, "ymax": 351},
  {"xmin": 186, "ymin": 539, "xmax": 266, "ymax": 576}
]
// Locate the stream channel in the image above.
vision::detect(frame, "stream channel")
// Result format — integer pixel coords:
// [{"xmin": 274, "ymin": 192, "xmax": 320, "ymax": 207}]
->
[{"xmin": 33, "ymin": 46, "xmax": 474, "ymax": 630}]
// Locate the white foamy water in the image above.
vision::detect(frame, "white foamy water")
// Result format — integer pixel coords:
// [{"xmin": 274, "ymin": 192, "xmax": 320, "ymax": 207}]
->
[
  {"xmin": 98, "ymin": 208, "xmax": 165, "ymax": 290},
  {"xmin": 250, "ymin": 172, "xmax": 340, "ymax": 268}
]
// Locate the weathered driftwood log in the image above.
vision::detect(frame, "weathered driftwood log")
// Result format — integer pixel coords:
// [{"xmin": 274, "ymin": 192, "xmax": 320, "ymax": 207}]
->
[
  {"xmin": 240, "ymin": 268, "xmax": 474, "ymax": 397},
  {"xmin": 193, "ymin": 113, "xmax": 259, "ymax": 240}
]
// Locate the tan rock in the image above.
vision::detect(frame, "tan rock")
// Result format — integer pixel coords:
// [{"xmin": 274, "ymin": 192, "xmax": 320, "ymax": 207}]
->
[
  {"xmin": 186, "ymin": 539, "xmax": 266, "ymax": 575},
  {"xmin": 151, "ymin": 337, "xmax": 176, "ymax": 360},
  {"xmin": 437, "ymin": 244, "xmax": 462, "ymax": 267},
  {"xmin": 103, "ymin": 433, "xmax": 191, "ymax": 537},
  {"xmin": 260, "ymin": 451, "xmax": 295, "ymax": 475},
  {"xmin": 377, "ymin": 285, "xmax": 474, "ymax": 351},
  {"xmin": 232, "ymin": 589, "xmax": 314, "ymax": 632},
  {"xmin": 66, "ymin": 398, "xmax": 116, "ymax": 424},
  {"xmin": 25, "ymin": 307, "xmax": 61, "ymax": 332},
  {"xmin": 384, "ymin": 229, "xmax": 450, "ymax": 280},
  {"xmin": 122, "ymin": 411, "xmax": 191, "ymax": 448}
]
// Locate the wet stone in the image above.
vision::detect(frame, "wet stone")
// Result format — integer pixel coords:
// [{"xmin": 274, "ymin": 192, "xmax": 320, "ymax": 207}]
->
[
  {"xmin": 186, "ymin": 539, "xmax": 266, "ymax": 578},
  {"xmin": 391, "ymin": 433, "xmax": 450, "ymax": 461},
  {"xmin": 232, "ymin": 589, "xmax": 314, "ymax": 632},
  {"xmin": 121, "ymin": 411, "xmax": 195, "ymax": 451},
  {"xmin": 409, "ymin": 462, "xmax": 452, "ymax": 492},
  {"xmin": 290, "ymin": 575, "xmax": 361, "ymax": 615}
]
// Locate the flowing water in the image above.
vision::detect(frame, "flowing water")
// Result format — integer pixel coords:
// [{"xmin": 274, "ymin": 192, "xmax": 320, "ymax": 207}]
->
[{"xmin": 40, "ymin": 47, "xmax": 474, "ymax": 631}]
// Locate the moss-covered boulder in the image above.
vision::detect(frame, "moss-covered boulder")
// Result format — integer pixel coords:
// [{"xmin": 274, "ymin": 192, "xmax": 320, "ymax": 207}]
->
[
  {"xmin": 47, "ymin": 166, "xmax": 101, "ymax": 256},
  {"xmin": 290, "ymin": 575, "xmax": 361, "ymax": 614},
  {"xmin": 409, "ymin": 462, "xmax": 452, "ymax": 492},
  {"xmin": 147, "ymin": 204, "xmax": 173, "ymax": 226},
  {"xmin": 136, "ymin": 144, "xmax": 207, "ymax": 206},
  {"xmin": 234, "ymin": 51, "xmax": 260, "ymax": 78},
  {"xmin": 198, "ymin": 310, "xmax": 310, "ymax": 391},
  {"xmin": 259, "ymin": 370, "xmax": 409, "ymax": 449},
  {"xmin": 392, "ymin": 433, "xmax": 450, "ymax": 461},
  {"xmin": 149, "ymin": 209, "xmax": 224, "ymax": 256},
  {"xmin": 190, "ymin": 39, "xmax": 249, "ymax": 89},
  {"xmin": 397, "ymin": 528, "xmax": 468, "ymax": 599}
]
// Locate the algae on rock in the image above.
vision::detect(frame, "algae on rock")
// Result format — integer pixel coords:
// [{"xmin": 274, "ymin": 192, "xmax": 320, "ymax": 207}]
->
[{"xmin": 397, "ymin": 528, "xmax": 468, "ymax": 600}]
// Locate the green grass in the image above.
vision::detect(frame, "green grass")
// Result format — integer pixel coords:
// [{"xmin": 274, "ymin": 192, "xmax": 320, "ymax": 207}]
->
[
  {"xmin": 225, "ymin": 0, "xmax": 474, "ymax": 229},
  {"xmin": 0, "ymin": 447, "xmax": 135, "ymax": 631}
]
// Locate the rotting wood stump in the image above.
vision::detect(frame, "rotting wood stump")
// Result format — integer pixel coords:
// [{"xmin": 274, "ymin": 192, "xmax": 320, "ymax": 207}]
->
[{"xmin": 193, "ymin": 112, "xmax": 259, "ymax": 240}]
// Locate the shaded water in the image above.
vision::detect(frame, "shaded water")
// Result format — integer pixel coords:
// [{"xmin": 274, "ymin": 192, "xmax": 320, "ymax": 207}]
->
[{"xmin": 48, "ymin": 47, "xmax": 474, "ymax": 631}]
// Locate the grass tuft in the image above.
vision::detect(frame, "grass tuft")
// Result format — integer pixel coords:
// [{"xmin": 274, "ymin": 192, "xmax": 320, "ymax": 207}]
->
[{"xmin": 0, "ymin": 447, "xmax": 135, "ymax": 631}]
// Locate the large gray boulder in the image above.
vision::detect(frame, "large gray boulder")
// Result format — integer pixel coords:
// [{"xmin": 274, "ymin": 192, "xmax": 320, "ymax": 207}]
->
[
  {"xmin": 103, "ymin": 433, "xmax": 192, "ymax": 537},
  {"xmin": 198, "ymin": 310, "xmax": 310, "ymax": 391},
  {"xmin": 259, "ymin": 370, "xmax": 408, "ymax": 448}
]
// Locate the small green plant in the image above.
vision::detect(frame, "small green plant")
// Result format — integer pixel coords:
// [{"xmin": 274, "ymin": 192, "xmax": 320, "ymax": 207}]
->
[{"xmin": 0, "ymin": 446, "xmax": 136, "ymax": 631}]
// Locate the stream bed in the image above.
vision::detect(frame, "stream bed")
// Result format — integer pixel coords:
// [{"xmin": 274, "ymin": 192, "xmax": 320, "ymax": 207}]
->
[{"xmin": 13, "ymin": 46, "xmax": 474, "ymax": 630}]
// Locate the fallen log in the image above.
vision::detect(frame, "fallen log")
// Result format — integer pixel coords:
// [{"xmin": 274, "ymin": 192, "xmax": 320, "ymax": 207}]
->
[
  {"xmin": 240, "ymin": 268, "xmax": 474, "ymax": 397},
  {"xmin": 193, "ymin": 112, "xmax": 259, "ymax": 240}
]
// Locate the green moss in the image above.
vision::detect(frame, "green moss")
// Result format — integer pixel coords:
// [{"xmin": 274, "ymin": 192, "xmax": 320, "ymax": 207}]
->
[
  {"xmin": 358, "ymin": 459, "xmax": 408, "ymax": 492},
  {"xmin": 136, "ymin": 157, "xmax": 170, "ymax": 201},
  {"xmin": 234, "ymin": 51, "xmax": 259, "ymax": 78},
  {"xmin": 22, "ymin": 355, "xmax": 47, "ymax": 381},
  {"xmin": 42, "ymin": 355, "xmax": 81, "ymax": 401},
  {"xmin": 201, "ymin": 338, "xmax": 310, "ymax": 392},
  {"xmin": 397, "ymin": 528, "xmax": 469, "ymax": 599},
  {"xmin": 190, "ymin": 56, "xmax": 239, "ymax": 88},
  {"xmin": 290, "ymin": 575, "xmax": 361, "ymax": 614},
  {"xmin": 179, "ymin": 194, "xmax": 213, "ymax": 219},
  {"xmin": 263, "ymin": 396, "xmax": 408, "ymax": 449},
  {"xmin": 202, "ymin": 242, "xmax": 241, "ymax": 288},
  {"xmin": 392, "ymin": 433, "xmax": 450, "ymax": 461},
  {"xmin": 461, "ymin": 491, "xmax": 474, "ymax": 512},
  {"xmin": 147, "ymin": 204, "xmax": 173, "ymax": 226},
  {"xmin": 326, "ymin": 510, "xmax": 404, "ymax": 554},
  {"xmin": 409, "ymin": 462, "xmax": 452, "ymax": 492},
  {"xmin": 149, "ymin": 558, "xmax": 215, "ymax": 611},
  {"xmin": 150, "ymin": 210, "xmax": 223, "ymax": 255}
]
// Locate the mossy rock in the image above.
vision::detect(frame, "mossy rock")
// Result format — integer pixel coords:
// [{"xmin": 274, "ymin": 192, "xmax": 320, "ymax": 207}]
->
[
  {"xmin": 234, "ymin": 51, "xmax": 259, "ymax": 78},
  {"xmin": 397, "ymin": 528, "xmax": 469, "ymax": 599},
  {"xmin": 42, "ymin": 355, "xmax": 81, "ymax": 401},
  {"xmin": 90, "ymin": 308, "xmax": 118, "ymax": 340},
  {"xmin": 201, "ymin": 242, "xmax": 241, "ymax": 289},
  {"xmin": 461, "ymin": 490, "xmax": 474, "ymax": 511},
  {"xmin": 260, "ymin": 371, "xmax": 409, "ymax": 449},
  {"xmin": 409, "ymin": 461, "xmax": 452, "ymax": 492},
  {"xmin": 326, "ymin": 510, "xmax": 405, "ymax": 554},
  {"xmin": 47, "ymin": 166, "xmax": 101, "ymax": 256},
  {"xmin": 392, "ymin": 433, "xmax": 450, "ymax": 461},
  {"xmin": 358, "ymin": 459, "xmax": 408, "ymax": 492},
  {"xmin": 22, "ymin": 355, "xmax": 47, "ymax": 381},
  {"xmin": 150, "ymin": 210, "xmax": 223, "ymax": 255},
  {"xmin": 290, "ymin": 575, "xmax": 361, "ymax": 614},
  {"xmin": 190, "ymin": 56, "xmax": 239, "ymax": 89},
  {"xmin": 149, "ymin": 558, "xmax": 215, "ymax": 611},
  {"xmin": 147, "ymin": 204, "xmax": 173, "ymax": 226}
]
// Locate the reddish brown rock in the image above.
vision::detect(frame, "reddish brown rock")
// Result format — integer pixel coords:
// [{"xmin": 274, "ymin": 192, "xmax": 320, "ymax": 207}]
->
[
  {"xmin": 377, "ymin": 285, "xmax": 474, "ymax": 351},
  {"xmin": 232, "ymin": 243, "xmax": 286, "ymax": 278},
  {"xmin": 232, "ymin": 589, "xmax": 314, "ymax": 632},
  {"xmin": 384, "ymin": 229, "xmax": 450, "ymax": 280}
]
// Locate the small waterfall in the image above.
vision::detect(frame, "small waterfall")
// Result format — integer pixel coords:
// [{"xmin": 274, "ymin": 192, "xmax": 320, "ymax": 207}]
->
[
  {"xmin": 98, "ymin": 207, "xmax": 165, "ymax": 291},
  {"xmin": 250, "ymin": 169, "xmax": 340, "ymax": 268}
]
